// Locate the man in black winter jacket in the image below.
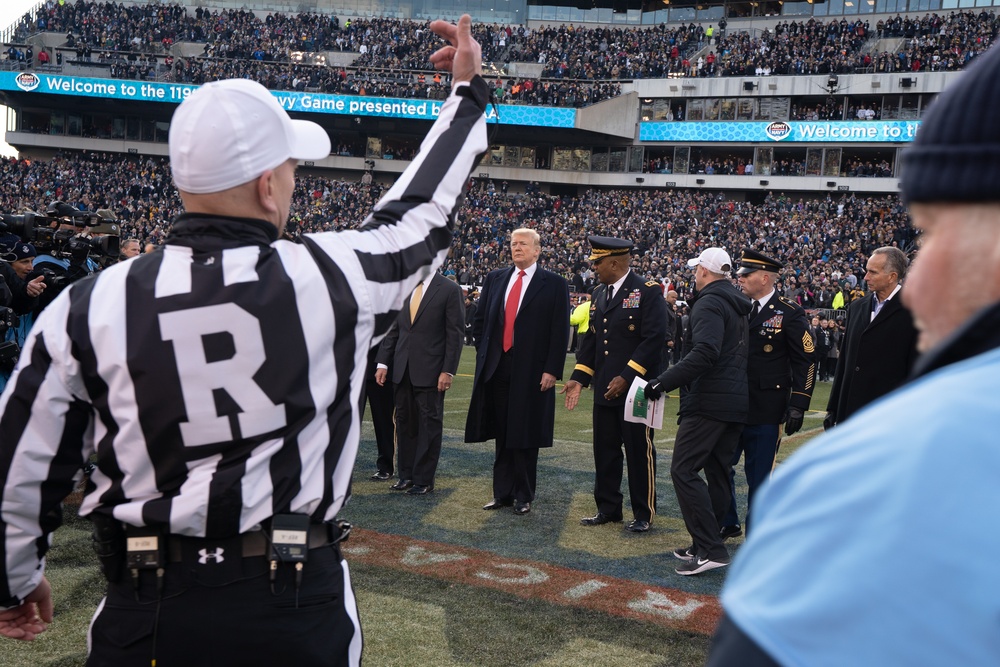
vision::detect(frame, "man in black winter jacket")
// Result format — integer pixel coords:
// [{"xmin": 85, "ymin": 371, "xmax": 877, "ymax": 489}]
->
[{"xmin": 645, "ymin": 247, "xmax": 750, "ymax": 575}]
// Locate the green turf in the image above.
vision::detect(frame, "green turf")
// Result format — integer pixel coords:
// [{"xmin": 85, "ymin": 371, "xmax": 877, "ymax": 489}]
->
[{"xmin": 6, "ymin": 346, "xmax": 832, "ymax": 666}]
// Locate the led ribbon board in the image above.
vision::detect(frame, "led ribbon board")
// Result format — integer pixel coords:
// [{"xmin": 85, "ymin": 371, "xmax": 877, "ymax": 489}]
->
[
  {"xmin": 1, "ymin": 72, "xmax": 577, "ymax": 128},
  {"xmin": 639, "ymin": 120, "xmax": 920, "ymax": 143}
]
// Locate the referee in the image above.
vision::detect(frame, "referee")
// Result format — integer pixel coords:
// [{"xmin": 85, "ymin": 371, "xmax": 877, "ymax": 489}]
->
[{"xmin": 0, "ymin": 15, "xmax": 486, "ymax": 667}]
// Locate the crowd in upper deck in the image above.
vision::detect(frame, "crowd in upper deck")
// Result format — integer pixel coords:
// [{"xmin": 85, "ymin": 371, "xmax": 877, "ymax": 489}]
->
[{"xmin": 2, "ymin": 2, "xmax": 997, "ymax": 108}]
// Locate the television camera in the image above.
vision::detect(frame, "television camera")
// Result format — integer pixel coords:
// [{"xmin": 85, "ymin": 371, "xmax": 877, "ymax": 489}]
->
[
  {"xmin": 1, "ymin": 202, "xmax": 121, "ymax": 308},
  {"xmin": 1, "ymin": 201, "xmax": 121, "ymax": 269}
]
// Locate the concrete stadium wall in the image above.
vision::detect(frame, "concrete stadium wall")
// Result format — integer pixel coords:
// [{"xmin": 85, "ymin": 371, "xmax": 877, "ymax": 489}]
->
[
  {"xmin": 629, "ymin": 70, "xmax": 960, "ymax": 99},
  {"xmin": 576, "ymin": 92, "xmax": 638, "ymax": 139}
]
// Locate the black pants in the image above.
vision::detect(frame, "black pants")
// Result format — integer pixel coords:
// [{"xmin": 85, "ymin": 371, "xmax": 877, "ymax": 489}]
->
[
  {"xmin": 488, "ymin": 351, "xmax": 539, "ymax": 503},
  {"xmin": 592, "ymin": 403, "xmax": 657, "ymax": 523},
  {"xmin": 394, "ymin": 368, "xmax": 444, "ymax": 486},
  {"xmin": 365, "ymin": 354, "xmax": 396, "ymax": 475},
  {"xmin": 87, "ymin": 544, "xmax": 361, "ymax": 666},
  {"xmin": 670, "ymin": 415, "xmax": 743, "ymax": 561},
  {"xmin": 707, "ymin": 613, "xmax": 781, "ymax": 667},
  {"xmin": 824, "ymin": 355, "xmax": 838, "ymax": 382}
]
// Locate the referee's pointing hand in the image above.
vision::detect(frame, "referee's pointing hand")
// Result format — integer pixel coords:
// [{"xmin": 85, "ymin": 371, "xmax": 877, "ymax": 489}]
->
[{"xmin": 429, "ymin": 14, "xmax": 481, "ymax": 84}]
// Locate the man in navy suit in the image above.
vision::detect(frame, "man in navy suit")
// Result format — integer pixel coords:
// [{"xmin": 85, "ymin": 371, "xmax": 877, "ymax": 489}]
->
[
  {"xmin": 376, "ymin": 273, "xmax": 464, "ymax": 494},
  {"xmin": 465, "ymin": 228, "xmax": 569, "ymax": 515}
]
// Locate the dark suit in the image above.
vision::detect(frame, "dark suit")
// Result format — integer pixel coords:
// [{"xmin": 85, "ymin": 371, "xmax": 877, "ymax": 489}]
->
[
  {"xmin": 827, "ymin": 290, "xmax": 919, "ymax": 425},
  {"xmin": 364, "ymin": 346, "xmax": 396, "ymax": 475},
  {"xmin": 662, "ymin": 302, "xmax": 679, "ymax": 370},
  {"xmin": 569, "ymin": 272, "xmax": 667, "ymax": 523},
  {"xmin": 464, "ymin": 297, "xmax": 478, "ymax": 346},
  {"xmin": 724, "ymin": 294, "xmax": 815, "ymax": 532},
  {"xmin": 378, "ymin": 274, "xmax": 464, "ymax": 486},
  {"xmin": 465, "ymin": 265, "xmax": 570, "ymax": 503}
]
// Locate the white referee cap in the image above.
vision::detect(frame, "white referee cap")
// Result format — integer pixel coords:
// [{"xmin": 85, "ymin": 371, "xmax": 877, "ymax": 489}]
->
[{"xmin": 169, "ymin": 79, "xmax": 331, "ymax": 194}]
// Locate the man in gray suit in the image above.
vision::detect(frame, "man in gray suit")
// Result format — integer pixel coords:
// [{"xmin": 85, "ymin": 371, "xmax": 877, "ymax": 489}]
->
[{"xmin": 376, "ymin": 273, "xmax": 464, "ymax": 494}]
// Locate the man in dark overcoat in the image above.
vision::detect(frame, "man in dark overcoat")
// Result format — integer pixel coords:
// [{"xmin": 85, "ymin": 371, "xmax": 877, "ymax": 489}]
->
[
  {"xmin": 465, "ymin": 228, "xmax": 570, "ymax": 514},
  {"xmin": 825, "ymin": 247, "xmax": 919, "ymax": 428}
]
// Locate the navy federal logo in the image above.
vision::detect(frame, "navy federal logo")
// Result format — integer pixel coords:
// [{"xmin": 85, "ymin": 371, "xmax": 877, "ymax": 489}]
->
[
  {"xmin": 765, "ymin": 121, "xmax": 791, "ymax": 142},
  {"xmin": 15, "ymin": 72, "xmax": 41, "ymax": 92}
]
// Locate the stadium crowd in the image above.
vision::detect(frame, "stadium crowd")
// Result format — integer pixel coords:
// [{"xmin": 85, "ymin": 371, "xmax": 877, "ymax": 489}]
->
[
  {"xmin": 0, "ymin": 151, "xmax": 913, "ymax": 307},
  {"xmin": 702, "ymin": 10, "xmax": 997, "ymax": 77},
  {"xmin": 151, "ymin": 58, "xmax": 621, "ymax": 107},
  {"xmin": 643, "ymin": 153, "xmax": 893, "ymax": 178},
  {"xmin": 2, "ymin": 3, "xmax": 997, "ymax": 89}
]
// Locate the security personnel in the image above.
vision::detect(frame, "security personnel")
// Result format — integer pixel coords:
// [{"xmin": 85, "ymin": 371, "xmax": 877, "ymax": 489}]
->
[
  {"xmin": 563, "ymin": 236, "xmax": 667, "ymax": 533},
  {"xmin": 569, "ymin": 293, "xmax": 591, "ymax": 352},
  {"xmin": 720, "ymin": 249, "xmax": 814, "ymax": 538},
  {"xmin": 0, "ymin": 15, "xmax": 488, "ymax": 664}
]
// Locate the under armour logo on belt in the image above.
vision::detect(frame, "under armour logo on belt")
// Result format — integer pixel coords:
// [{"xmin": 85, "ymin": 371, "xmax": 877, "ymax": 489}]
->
[{"xmin": 197, "ymin": 547, "xmax": 225, "ymax": 564}]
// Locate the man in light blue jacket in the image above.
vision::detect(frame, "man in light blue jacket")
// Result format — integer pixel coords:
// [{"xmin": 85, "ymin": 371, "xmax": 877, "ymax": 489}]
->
[{"xmin": 710, "ymin": 39, "xmax": 1000, "ymax": 667}]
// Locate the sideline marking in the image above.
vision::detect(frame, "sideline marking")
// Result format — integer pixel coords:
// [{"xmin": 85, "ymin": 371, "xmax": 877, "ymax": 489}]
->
[{"xmin": 345, "ymin": 529, "xmax": 721, "ymax": 635}]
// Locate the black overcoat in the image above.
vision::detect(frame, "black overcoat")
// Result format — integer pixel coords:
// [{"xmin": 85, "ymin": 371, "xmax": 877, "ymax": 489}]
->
[{"xmin": 465, "ymin": 266, "xmax": 569, "ymax": 449}]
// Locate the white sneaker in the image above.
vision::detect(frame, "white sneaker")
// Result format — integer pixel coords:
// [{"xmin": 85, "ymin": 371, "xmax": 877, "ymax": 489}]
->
[{"xmin": 675, "ymin": 555, "xmax": 730, "ymax": 575}]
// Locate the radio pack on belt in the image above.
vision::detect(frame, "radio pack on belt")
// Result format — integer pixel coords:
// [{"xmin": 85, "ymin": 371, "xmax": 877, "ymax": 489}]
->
[
  {"xmin": 270, "ymin": 514, "xmax": 311, "ymax": 563},
  {"xmin": 126, "ymin": 527, "xmax": 166, "ymax": 570}
]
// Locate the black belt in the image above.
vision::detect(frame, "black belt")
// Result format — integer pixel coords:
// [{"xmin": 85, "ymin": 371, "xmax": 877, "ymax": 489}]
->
[{"xmin": 165, "ymin": 524, "xmax": 340, "ymax": 563}]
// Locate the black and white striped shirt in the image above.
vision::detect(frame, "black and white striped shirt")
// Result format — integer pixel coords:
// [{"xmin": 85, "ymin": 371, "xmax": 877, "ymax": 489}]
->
[{"xmin": 0, "ymin": 78, "xmax": 489, "ymax": 608}]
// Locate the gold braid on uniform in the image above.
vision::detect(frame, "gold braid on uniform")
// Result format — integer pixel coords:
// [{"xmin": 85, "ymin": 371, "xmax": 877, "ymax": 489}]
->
[{"xmin": 803, "ymin": 331, "xmax": 815, "ymax": 354}]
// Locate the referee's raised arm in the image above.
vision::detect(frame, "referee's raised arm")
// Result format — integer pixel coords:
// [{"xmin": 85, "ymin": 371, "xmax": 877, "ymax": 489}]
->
[
  {"xmin": 0, "ymin": 14, "xmax": 487, "ymax": 666},
  {"xmin": 311, "ymin": 14, "xmax": 489, "ymax": 342}
]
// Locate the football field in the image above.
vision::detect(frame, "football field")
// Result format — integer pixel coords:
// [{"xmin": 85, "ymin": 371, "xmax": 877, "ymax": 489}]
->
[{"xmin": 9, "ymin": 345, "xmax": 832, "ymax": 666}]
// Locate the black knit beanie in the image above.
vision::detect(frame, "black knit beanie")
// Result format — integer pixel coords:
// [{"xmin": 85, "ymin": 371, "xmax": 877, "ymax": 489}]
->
[{"xmin": 900, "ymin": 45, "xmax": 1000, "ymax": 204}]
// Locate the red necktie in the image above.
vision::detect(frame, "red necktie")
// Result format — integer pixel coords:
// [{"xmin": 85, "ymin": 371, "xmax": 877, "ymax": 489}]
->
[{"xmin": 503, "ymin": 270, "xmax": 525, "ymax": 352}]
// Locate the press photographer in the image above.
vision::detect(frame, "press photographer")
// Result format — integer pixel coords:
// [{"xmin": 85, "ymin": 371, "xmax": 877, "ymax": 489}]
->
[
  {"xmin": 0, "ymin": 202, "xmax": 121, "ymax": 313},
  {"xmin": 0, "ymin": 241, "xmax": 45, "ymax": 393}
]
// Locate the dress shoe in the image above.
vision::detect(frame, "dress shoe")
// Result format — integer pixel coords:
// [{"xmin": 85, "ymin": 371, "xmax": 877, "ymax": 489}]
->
[
  {"xmin": 406, "ymin": 484, "xmax": 434, "ymax": 495},
  {"xmin": 625, "ymin": 519, "xmax": 650, "ymax": 533},
  {"xmin": 370, "ymin": 471, "xmax": 392, "ymax": 481},
  {"xmin": 389, "ymin": 479, "xmax": 413, "ymax": 491},
  {"xmin": 483, "ymin": 498, "xmax": 513, "ymax": 511},
  {"xmin": 580, "ymin": 512, "xmax": 623, "ymax": 526},
  {"xmin": 719, "ymin": 524, "xmax": 743, "ymax": 539},
  {"xmin": 513, "ymin": 501, "xmax": 531, "ymax": 515}
]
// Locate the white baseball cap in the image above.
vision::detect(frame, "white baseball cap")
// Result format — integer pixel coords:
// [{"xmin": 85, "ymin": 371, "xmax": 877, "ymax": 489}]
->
[
  {"xmin": 169, "ymin": 79, "xmax": 331, "ymax": 194},
  {"xmin": 687, "ymin": 247, "xmax": 733, "ymax": 274}
]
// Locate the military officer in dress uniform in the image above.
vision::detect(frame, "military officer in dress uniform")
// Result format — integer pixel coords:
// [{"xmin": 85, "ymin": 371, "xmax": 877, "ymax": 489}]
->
[
  {"xmin": 720, "ymin": 249, "xmax": 815, "ymax": 538},
  {"xmin": 562, "ymin": 236, "xmax": 667, "ymax": 533}
]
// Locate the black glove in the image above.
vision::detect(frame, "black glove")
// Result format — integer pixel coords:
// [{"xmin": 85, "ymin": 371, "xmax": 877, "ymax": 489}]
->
[
  {"xmin": 784, "ymin": 407, "xmax": 804, "ymax": 436},
  {"xmin": 644, "ymin": 378, "xmax": 664, "ymax": 401},
  {"xmin": 823, "ymin": 412, "xmax": 836, "ymax": 431}
]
